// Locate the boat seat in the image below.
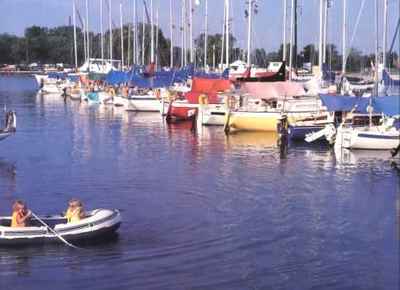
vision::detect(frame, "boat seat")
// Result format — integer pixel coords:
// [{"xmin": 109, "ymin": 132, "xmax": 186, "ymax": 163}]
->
[
  {"xmin": 30, "ymin": 217, "xmax": 68, "ymax": 229},
  {"xmin": 0, "ymin": 219, "xmax": 11, "ymax": 227}
]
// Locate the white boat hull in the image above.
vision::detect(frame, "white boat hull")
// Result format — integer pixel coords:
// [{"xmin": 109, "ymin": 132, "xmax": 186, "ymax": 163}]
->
[
  {"xmin": 0, "ymin": 209, "xmax": 121, "ymax": 246},
  {"xmin": 114, "ymin": 96, "xmax": 168, "ymax": 114},
  {"xmin": 336, "ymin": 126, "xmax": 400, "ymax": 150},
  {"xmin": 198, "ymin": 104, "xmax": 227, "ymax": 126}
]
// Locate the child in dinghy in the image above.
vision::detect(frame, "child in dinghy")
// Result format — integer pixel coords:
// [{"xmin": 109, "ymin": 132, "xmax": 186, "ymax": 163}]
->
[
  {"xmin": 65, "ymin": 199, "xmax": 85, "ymax": 223},
  {"xmin": 11, "ymin": 200, "xmax": 31, "ymax": 227}
]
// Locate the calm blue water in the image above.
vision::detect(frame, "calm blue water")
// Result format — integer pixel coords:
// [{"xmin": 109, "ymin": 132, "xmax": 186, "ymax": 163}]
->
[{"xmin": 0, "ymin": 75, "xmax": 399, "ymax": 290}]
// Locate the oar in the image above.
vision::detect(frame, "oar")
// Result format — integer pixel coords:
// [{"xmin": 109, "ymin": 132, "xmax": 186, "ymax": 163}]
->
[{"xmin": 30, "ymin": 211, "xmax": 81, "ymax": 249}]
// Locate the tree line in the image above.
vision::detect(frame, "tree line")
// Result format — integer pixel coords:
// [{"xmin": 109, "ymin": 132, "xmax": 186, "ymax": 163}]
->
[{"xmin": 0, "ymin": 25, "xmax": 398, "ymax": 73}]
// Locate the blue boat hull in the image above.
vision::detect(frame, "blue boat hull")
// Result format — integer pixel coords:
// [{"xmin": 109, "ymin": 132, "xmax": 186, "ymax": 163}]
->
[{"xmin": 288, "ymin": 125, "xmax": 326, "ymax": 141}]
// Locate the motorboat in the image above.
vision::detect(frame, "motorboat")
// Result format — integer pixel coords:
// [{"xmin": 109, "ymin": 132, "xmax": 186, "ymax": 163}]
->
[
  {"xmin": 113, "ymin": 89, "xmax": 169, "ymax": 114},
  {"xmin": 0, "ymin": 209, "xmax": 121, "ymax": 246},
  {"xmin": 333, "ymin": 117, "xmax": 400, "ymax": 150},
  {"xmin": 306, "ymin": 94, "xmax": 400, "ymax": 149},
  {"xmin": 166, "ymin": 78, "xmax": 231, "ymax": 124}
]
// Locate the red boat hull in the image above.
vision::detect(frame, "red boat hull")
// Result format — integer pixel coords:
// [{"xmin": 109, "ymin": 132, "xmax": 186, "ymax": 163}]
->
[{"xmin": 166, "ymin": 103, "xmax": 198, "ymax": 123}]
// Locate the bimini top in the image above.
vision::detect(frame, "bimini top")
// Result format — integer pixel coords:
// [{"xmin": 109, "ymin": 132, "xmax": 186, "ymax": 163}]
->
[
  {"xmin": 320, "ymin": 94, "xmax": 400, "ymax": 116},
  {"xmin": 239, "ymin": 81, "xmax": 306, "ymax": 100},
  {"xmin": 185, "ymin": 78, "xmax": 232, "ymax": 104}
]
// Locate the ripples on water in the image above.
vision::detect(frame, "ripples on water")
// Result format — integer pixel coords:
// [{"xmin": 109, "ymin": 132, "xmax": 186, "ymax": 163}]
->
[{"xmin": 0, "ymin": 76, "xmax": 399, "ymax": 290}]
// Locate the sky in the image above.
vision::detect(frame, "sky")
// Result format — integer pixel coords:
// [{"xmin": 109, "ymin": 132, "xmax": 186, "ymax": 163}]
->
[{"xmin": 0, "ymin": 0, "xmax": 399, "ymax": 54}]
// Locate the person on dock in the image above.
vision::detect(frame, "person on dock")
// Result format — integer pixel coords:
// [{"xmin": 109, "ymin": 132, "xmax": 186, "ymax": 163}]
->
[
  {"xmin": 11, "ymin": 200, "xmax": 31, "ymax": 227},
  {"xmin": 65, "ymin": 198, "xmax": 85, "ymax": 223}
]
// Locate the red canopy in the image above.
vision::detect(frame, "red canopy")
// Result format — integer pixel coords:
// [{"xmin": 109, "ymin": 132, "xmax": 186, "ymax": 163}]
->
[{"xmin": 185, "ymin": 78, "xmax": 231, "ymax": 104}]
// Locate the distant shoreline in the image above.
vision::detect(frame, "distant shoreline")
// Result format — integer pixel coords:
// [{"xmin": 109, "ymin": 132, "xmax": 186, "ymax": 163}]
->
[{"xmin": 0, "ymin": 71, "xmax": 43, "ymax": 76}]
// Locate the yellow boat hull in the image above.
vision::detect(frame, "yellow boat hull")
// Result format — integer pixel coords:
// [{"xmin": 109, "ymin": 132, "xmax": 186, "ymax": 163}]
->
[{"xmin": 225, "ymin": 111, "xmax": 281, "ymax": 132}]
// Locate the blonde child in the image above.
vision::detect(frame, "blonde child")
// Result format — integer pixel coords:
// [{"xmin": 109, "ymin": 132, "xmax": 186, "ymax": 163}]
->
[
  {"xmin": 65, "ymin": 198, "xmax": 85, "ymax": 223},
  {"xmin": 11, "ymin": 200, "xmax": 31, "ymax": 227}
]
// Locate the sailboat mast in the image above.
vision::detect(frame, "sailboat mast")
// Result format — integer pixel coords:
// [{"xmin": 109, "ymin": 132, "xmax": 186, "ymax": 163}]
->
[
  {"xmin": 156, "ymin": 8, "xmax": 159, "ymax": 68},
  {"xmin": 181, "ymin": 0, "xmax": 186, "ymax": 67},
  {"xmin": 374, "ymin": 0, "xmax": 379, "ymax": 93},
  {"xmin": 383, "ymin": 0, "xmax": 388, "ymax": 68},
  {"xmin": 83, "ymin": 3, "xmax": 87, "ymax": 62},
  {"xmin": 323, "ymin": 0, "xmax": 328, "ymax": 63},
  {"xmin": 246, "ymin": 0, "xmax": 252, "ymax": 66},
  {"xmin": 204, "ymin": 0, "xmax": 208, "ymax": 69},
  {"xmin": 181, "ymin": 0, "xmax": 185, "ymax": 67},
  {"xmin": 225, "ymin": 0, "xmax": 230, "ymax": 68},
  {"xmin": 72, "ymin": 0, "xmax": 78, "ymax": 69},
  {"xmin": 282, "ymin": 0, "xmax": 287, "ymax": 62},
  {"xmin": 289, "ymin": 0, "xmax": 295, "ymax": 80},
  {"xmin": 100, "ymin": 0, "xmax": 104, "ymax": 63},
  {"xmin": 170, "ymin": 0, "xmax": 174, "ymax": 68},
  {"xmin": 142, "ymin": 7, "xmax": 145, "ymax": 65},
  {"xmin": 212, "ymin": 44, "xmax": 216, "ymax": 70},
  {"xmin": 221, "ymin": 2, "xmax": 226, "ymax": 69},
  {"xmin": 318, "ymin": 0, "xmax": 324, "ymax": 72},
  {"xmin": 86, "ymin": 0, "xmax": 90, "ymax": 62},
  {"xmin": 294, "ymin": 0, "xmax": 297, "ymax": 69},
  {"xmin": 189, "ymin": 0, "xmax": 193, "ymax": 63},
  {"xmin": 120, "ymin": 2, "xmax": 124, "ymax": 68},
  {"xmin": 371, "ymin": 0, "xmax": 379, "ymax": 126},
  {"xmin": 109, "ymin": 0, "xmax": 113, "ymax": 62},
  {"xmin": 133, "ymin": 0, "xmax": 137, "ymax": 65},
  {"xmin": 150, "ymin": 0, "xmax": 154, "ymax": 63},
  {"xmin": 342, "ymin": 0, "xmax": 346, "ymax": 75}
]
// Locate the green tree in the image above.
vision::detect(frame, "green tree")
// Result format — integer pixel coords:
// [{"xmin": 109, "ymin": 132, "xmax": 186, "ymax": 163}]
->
[{"xmin": 25, "ymin": 26, "xmax": 49, "ymax": 63}]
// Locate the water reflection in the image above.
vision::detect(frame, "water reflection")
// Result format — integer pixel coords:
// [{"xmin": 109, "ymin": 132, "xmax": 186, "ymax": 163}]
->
[
  {"xmin": 0, "ymin": 159, "xmax": 16, "ymax": 199},
  {"xmin": 334, "ymin": 146, "xmax": 397, "ymax": 171},
  {"xmin": 1, "ymin": 76, "xmax": 399, "ymax": 290},
  {"xmin": 0, "ymin": 74, "xmax": 38, "ymax": 94},
  {"xmin": 225, "ymin": 131, "xmax": 278, "ymax": 150}
]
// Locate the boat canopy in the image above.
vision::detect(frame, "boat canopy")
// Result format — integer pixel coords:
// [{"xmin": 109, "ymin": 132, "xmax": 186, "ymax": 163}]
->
[
  {"xmin": 104, "ymin": 64, "xmax": 228, "ymax": 88},
  {"xmin": 320, "ymin": 94, "xmax": 400, "ymax": 116},
  {"xmin": 239, "ymin": 82, "xmax": 305, "ymax": 100},
  {"xmin": 47, "ymin": 72, "xmax": 68, "ymax": 80},
  {"xmin": 382, "ymin": 70, "xmax": 400, "ymax": 87},
  {"xmin": 105, "ymin": 70, "xmax": 130, "ymax": 85},
  {"xmin": 185, "ymin": 78, "xmax": 232, "ymax": 104}
]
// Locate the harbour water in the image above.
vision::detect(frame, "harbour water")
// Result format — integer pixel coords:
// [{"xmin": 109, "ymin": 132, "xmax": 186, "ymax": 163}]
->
[{"xmin": 0, "ymin": 76, "xmax": 399, "ymax": 290}]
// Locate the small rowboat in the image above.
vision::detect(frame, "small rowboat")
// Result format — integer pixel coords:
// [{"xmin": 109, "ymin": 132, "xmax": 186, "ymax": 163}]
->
[{"xmin": 0, "ymin": 209, "xmax": 121, "ymax": 246}]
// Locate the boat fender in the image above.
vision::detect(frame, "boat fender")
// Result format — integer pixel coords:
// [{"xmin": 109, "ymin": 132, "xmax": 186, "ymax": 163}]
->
[
  {"xmin": 155, "ymin": 89, "xmax": 161, "ymax": 100},
  {"xmin": 228, "ymin": 96, "xmax": 236, "ymax": 109}
]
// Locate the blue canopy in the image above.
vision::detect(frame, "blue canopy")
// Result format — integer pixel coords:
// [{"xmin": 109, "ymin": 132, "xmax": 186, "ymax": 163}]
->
[
  {"xmin": 320, "ymin": 94, "xmax": 400, "ymax": 116},
  {"xmin": 104, "ymin": 65, "xmax": 228, "ymax": 88},
  {"xmin": 48, "ymin": 72, "xmax": 67, "ymax": 80},
  {"xmin": 105, "ymin": 70, "xmax": 130, "ymax": 85},
  {"xmin": 320, "ymin": 95, "xmax": 370, "ymax": 113},
  {"xmin": 372, "ymin": 95, "xmax": 400, "ymax": 116},
  {"xmin": 382, "ymin": 70, "xmax": 400, "ymax": 87},
  {"xmin": 66, "ymin": 75, "xmax": 80, "ymax": 82}
]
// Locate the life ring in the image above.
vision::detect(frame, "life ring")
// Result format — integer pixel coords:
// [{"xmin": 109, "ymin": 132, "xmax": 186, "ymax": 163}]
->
[{"xmin": 198, "ymin": 94, "xmax": 208, "ymax": 105}]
